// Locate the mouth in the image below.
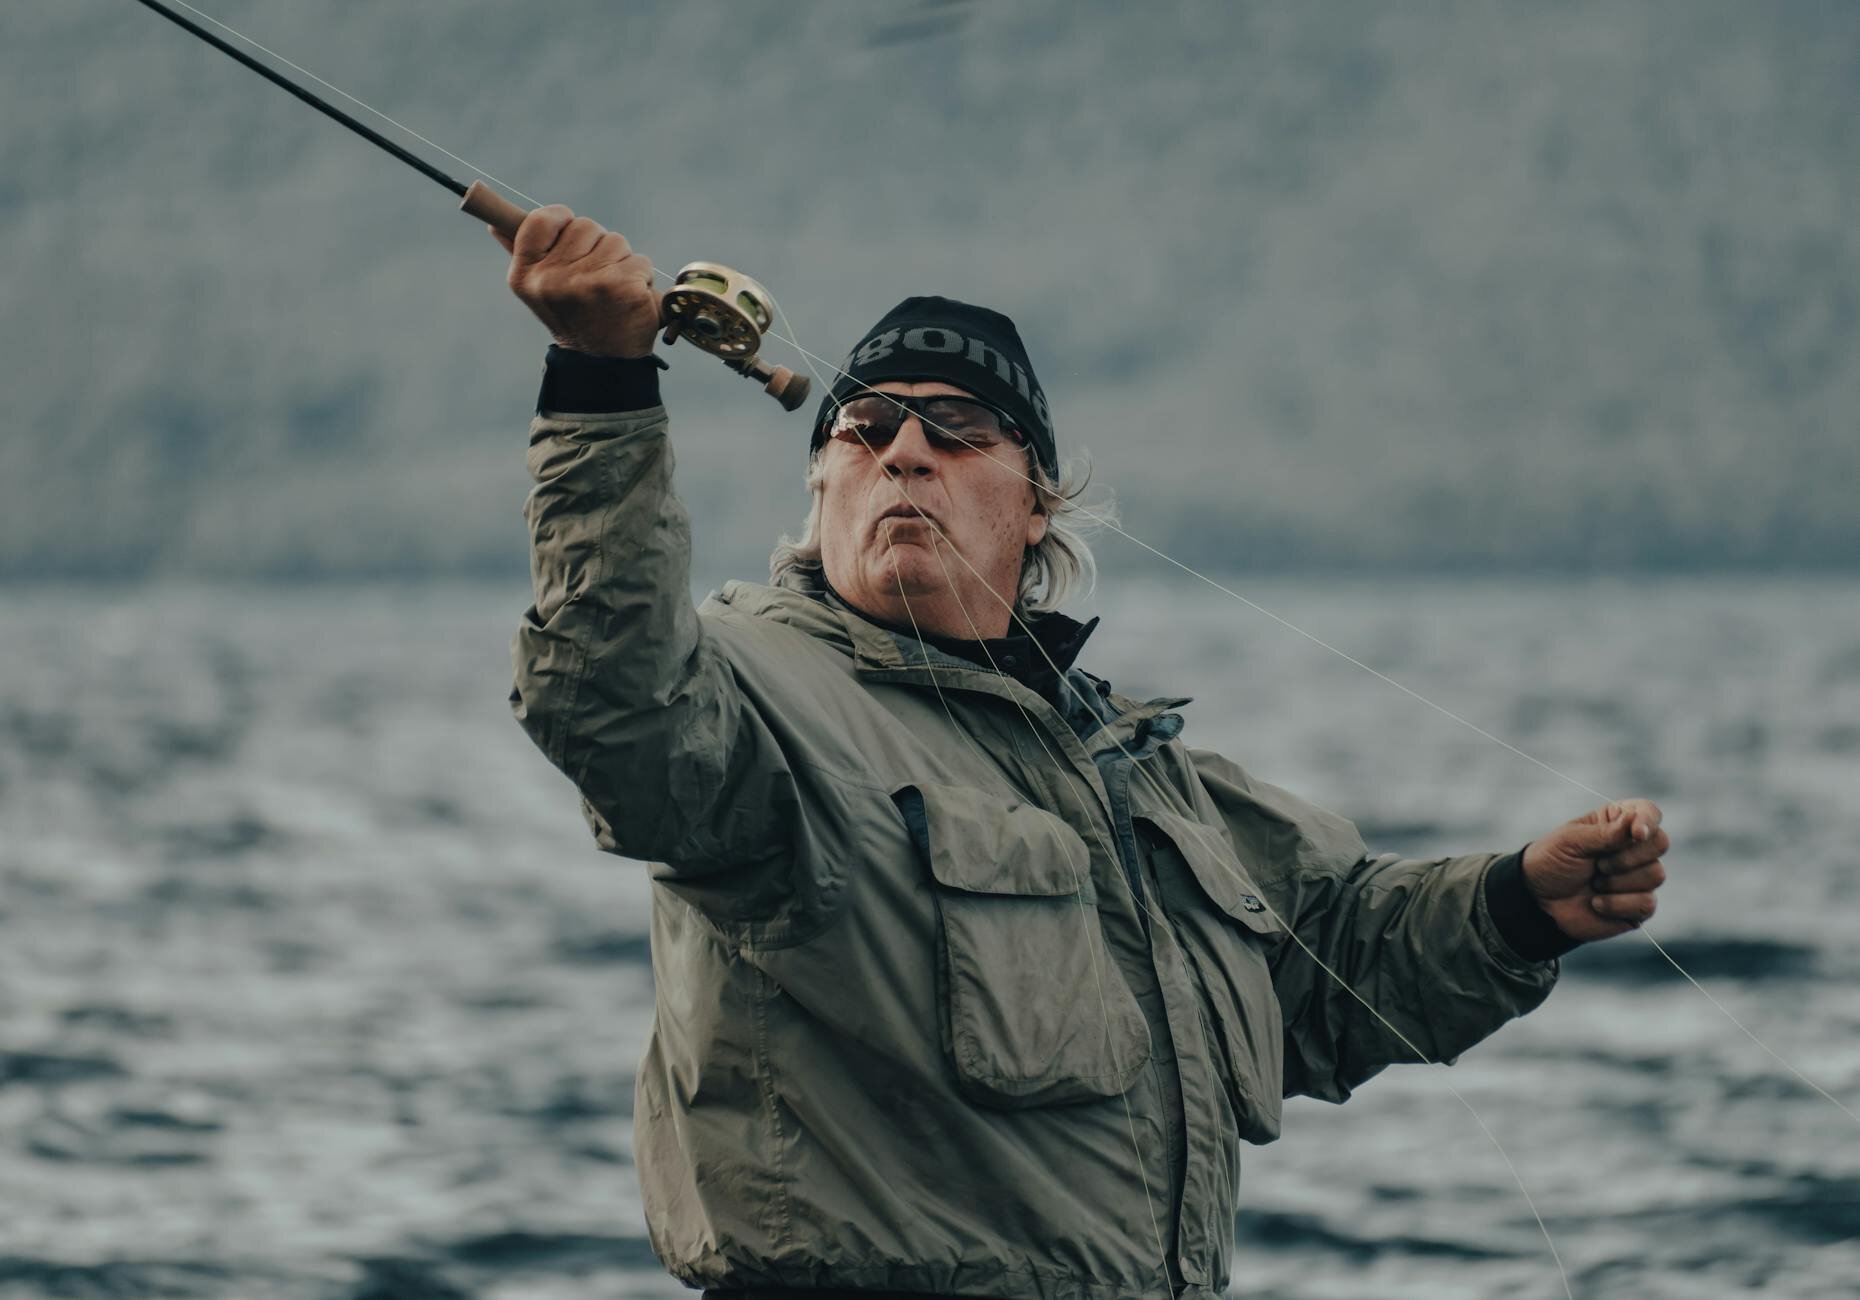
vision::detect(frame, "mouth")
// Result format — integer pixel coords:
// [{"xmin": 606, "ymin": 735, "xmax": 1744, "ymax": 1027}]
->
[{"xmin": 876, "ymin": 502, "xmax": 940, "ymax": 531}]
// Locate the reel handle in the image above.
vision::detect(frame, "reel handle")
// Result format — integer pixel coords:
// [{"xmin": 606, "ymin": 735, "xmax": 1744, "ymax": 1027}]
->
[
  {"xmin": 727, "ymin": 356, "xmax": 810, "ymax": 411},
  {"xmin": 461, "ymin": 181, "xmax": 809, "ymax": 412}
]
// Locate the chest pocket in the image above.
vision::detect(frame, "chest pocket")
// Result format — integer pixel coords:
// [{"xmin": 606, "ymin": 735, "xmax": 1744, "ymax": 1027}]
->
[
  {"xmin": 1137, "ymin": 810, "xmax": 1287, "ymax": 1144},
  {"xmin": 894, "ymin": 782, "xmax": 1150, "ymax": 1109}
]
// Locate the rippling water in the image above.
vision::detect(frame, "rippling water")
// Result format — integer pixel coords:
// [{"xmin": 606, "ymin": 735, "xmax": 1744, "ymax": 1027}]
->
[{"xmin": 2, "ymin": 576, "xmax": 1856, "ymax": 1298}]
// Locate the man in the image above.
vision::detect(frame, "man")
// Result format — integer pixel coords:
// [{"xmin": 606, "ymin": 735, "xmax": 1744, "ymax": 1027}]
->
[{"xmin": 492, "ymin": 208, "xmax": 1671, "ymax": 1300}]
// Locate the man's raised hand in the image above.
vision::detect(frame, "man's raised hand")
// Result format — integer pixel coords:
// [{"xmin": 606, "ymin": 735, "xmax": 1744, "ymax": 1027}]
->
[{"xmin": 490, "ymin": 206, "xmax": 661, "ymax": 359}]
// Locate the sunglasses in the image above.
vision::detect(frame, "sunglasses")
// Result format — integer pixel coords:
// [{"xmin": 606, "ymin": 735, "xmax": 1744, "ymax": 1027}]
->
[{"xmin": 824, "ymin": 393, "xmax": 1029, "ymax": 454}]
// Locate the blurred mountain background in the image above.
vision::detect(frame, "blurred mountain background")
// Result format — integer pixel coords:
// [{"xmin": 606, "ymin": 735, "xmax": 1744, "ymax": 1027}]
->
[{"xmin": 7, "ymin": 0, "xmax": 1857, "ymax": 582}]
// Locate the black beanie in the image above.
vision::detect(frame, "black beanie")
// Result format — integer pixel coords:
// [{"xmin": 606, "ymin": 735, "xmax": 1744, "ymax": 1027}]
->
[{"xmin": 809, "ymin": 296, "xmax": 1057, "ymax": 476}]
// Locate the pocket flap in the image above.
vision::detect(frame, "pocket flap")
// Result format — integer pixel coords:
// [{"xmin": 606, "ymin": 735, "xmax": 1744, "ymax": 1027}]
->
[
  {"xmin": 1139, "ymin": 810, "xmax": 1284, "ymax": 934},
  {"xmin": 894, "ymin": 782, "xmax": 1090, "ymax": 897}
]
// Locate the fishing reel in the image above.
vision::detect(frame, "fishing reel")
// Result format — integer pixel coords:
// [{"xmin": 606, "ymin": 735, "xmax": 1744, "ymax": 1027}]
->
[{"xmin": 660, "ymin": 263, "xmax": 811, "ymax": 411}]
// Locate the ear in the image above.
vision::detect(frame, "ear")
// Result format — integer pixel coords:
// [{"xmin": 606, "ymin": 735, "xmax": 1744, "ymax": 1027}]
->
[{"xmin": 1025, "ymin": 503, "xmax": 1050, "ymax": 548}]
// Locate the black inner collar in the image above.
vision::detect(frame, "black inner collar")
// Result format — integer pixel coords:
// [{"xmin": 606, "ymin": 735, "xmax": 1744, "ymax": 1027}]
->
[{"xmin": 818, "ymin": 576, "xmax": 1097, "ymax": 706}]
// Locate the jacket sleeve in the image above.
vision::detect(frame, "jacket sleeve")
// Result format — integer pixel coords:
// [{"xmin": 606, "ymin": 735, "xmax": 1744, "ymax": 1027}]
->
[
  {"xmin": 1188, "ymin": 748, "xmax": 1561, "ymax": 1104},
  {"xmin": 509, "ymin": 400, "xmax": 800, "ymax": 895}
]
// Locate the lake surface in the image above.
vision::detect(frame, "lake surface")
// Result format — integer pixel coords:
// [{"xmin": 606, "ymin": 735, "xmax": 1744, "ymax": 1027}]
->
[{"xmin": 2, "ymin": 575, "xmax": 1856, "ymax": 1298}]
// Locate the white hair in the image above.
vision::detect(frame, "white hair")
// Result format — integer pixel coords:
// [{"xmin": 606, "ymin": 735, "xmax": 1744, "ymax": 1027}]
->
[{"xmin": 768, "ymin": 448, "xmax": 1113, "ymax": 618}]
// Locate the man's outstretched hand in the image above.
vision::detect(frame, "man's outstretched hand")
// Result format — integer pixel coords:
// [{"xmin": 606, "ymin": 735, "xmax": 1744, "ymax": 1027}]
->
[{"xmin": 1522, "ymin": 799, "xmax": 1670, "ymax": 944}]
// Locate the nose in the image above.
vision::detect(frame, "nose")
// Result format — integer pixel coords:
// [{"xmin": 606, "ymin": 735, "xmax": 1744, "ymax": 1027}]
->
[{"xmin": 873, "ymin": 414, "xmax": 937, "ymax": 479}]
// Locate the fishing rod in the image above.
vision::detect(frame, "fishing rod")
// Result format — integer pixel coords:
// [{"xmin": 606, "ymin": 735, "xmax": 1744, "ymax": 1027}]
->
[{"xmin": 129, "ymin": 0, "xmax": 811, "ymax": 411}]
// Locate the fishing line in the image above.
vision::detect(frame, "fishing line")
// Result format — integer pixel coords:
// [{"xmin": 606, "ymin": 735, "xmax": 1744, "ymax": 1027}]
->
[
  {"xmin": 877, "ymin": 472, "xmax": 1569, "ymax": 1293},
  {"xmin": 812, "ymin": 355, "xmax": 1576, "ymax": 1297},
  {"xmin": 767, "ymin": 320, "xmax": 1860, "ymax": 1135},
  {"xmin": 877, "ymin": 537, "xmax": 1174, "ymax": 1286},
  {"xmin": 1631, "ymin": 941, "xmax": 1859, "ymax": 1126},
  {"xmin": 854, "ymin": 441, "xmax": 1520, "ymax": 1290}
]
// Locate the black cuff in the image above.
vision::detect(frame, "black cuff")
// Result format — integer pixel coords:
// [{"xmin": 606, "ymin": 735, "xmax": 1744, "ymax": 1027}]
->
[
  {"xmin": 1484, "ymin": 846, "xmax": 1582, "ymax": 963},
  {"xmin": 536, "ymin": 344, "xmax": 667, "ymax": 414}
]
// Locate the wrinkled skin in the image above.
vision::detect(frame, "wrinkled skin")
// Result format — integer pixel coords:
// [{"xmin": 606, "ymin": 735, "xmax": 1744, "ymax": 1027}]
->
[
  {"xmin": 816, "ymin": 379, "xmax": 1048, "ymax": 641},
  {"xmin": 1523, "ymin": 798, "xmax": 1670, "ymax": 942}
]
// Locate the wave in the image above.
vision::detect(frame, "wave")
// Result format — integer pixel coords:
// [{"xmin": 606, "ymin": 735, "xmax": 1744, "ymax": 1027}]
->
[
  {"xmin": 1234, "ymin": 1207, "xmax": 1515, "ymax": 1262},
  {"xmin": 1560, "ymin": 934, "xmax": 1818, "ymax": 983},
  {"xmin": 441, "ymin": 1230, "xmax": 660, "ymax": 1270},
  {"xmin": 549, "ymin": 929, "xmax": 652, "ymax": 966},
  {"xmin": 0, "ymin": 1049, "xmax": 126, "ymax": 1087}
]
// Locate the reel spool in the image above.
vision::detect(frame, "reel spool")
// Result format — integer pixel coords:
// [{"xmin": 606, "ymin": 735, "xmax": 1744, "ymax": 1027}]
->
[{"xmin": 661, "ymin": 262, "xmax": 811, "ymax": 411}]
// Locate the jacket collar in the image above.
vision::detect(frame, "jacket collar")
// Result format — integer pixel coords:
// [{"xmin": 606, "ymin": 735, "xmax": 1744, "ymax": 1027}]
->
[
  {"xmin": 813, "ymin": 574, "xmax": 1097, "ymax": 691},
  {"xmin": 707, "ymin": 565, "xmax": 1188, "ymax": 737},
  {"xmin": 720, "ymin": 563, "xmax": 1078, "ymax": 673}
]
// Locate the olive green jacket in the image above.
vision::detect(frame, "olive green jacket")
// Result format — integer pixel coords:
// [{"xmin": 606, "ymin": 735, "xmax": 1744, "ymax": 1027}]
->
[{"xmin": 510, "ymin": 406, "xmax": 1561, "ymax": 1300}]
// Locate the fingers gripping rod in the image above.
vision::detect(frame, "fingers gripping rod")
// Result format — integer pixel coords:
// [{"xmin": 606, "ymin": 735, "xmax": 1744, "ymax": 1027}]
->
[
  {"xmin": 461, "ymin": 183, "xmax": 808, "ymax": 411},
  {"xmin": 132, "ymin": 0, "xmax": 809, "ymax": 411}
]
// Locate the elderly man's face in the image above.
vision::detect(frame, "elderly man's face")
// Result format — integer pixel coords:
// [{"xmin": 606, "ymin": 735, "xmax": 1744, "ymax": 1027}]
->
[{"xmin": 817, "ymin": 380, "xmax": 1048, "ymax": 641}]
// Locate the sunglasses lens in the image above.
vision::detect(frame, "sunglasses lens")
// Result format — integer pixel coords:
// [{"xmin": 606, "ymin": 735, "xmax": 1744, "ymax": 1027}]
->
[
  {"xmin": 829, "ymin": 396, "xmax": 1022, "ymax": 451},
  {"xmin": 830, "ymin": 396, "xmax": 902, "ymax": 446},
  {"xmin": 920, "ymin": 399, "xmax": 1008, "ymax": 446}
]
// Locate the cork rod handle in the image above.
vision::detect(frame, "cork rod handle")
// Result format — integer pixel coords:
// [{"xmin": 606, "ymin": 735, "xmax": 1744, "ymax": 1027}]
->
[{"xmin": 459, "ymin": 179, "xmax": 528, "ymax": 239}]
